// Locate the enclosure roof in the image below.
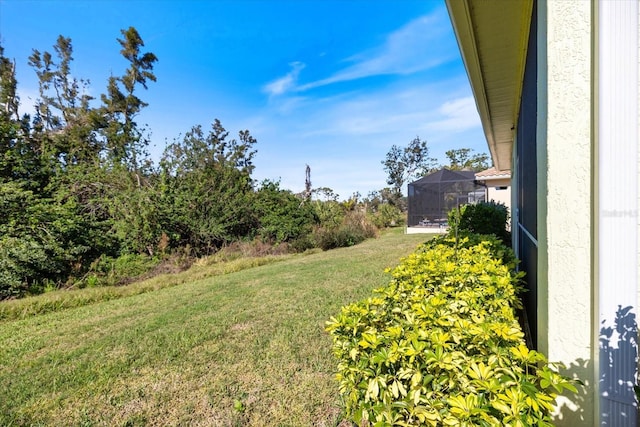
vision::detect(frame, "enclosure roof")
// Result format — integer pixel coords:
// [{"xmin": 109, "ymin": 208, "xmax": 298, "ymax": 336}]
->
[{"xmin": 410, "ymin": 168, "xmax": 476, "ymax": 187}]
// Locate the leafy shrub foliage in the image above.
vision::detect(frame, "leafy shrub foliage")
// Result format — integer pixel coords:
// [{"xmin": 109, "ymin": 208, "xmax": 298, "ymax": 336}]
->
[
  {"xmin": 254, "ymin": 180, "xmax": 316, "ymax": 243},
  {"xmin": 424, "ymin": 233, "xmax": 517, "ymax": 269},
  {"xmin": 326, "ymin": 236, "xmax": 575, "ymax": 426},
  {"xmin": 311, "ymin": 199, "xmax": 346, "ymax": 228},
  {"xmin": 0, "ymin": 237, "xmax": 50, "ymax": 299},
  {"xmin": 159, "ymin": 121, "xmax": 259, "ymax": 255},
  {"xmin": 368, "ymin": 203, "xmax": 405, "ymax": 229},
  {"xmin": 450, "ymin": 201, "xmax": 510, "ymax": 245},
  {"xmin": 80, "ymin": 253, "xmax": 162, "ymax": 288},
  {"xmin": 313, "ymin": 211, "xmax": 378, "ymax": 251}
]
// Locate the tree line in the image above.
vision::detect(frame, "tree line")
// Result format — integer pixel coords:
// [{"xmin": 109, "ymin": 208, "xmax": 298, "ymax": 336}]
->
[
  {"xmin": 0, "ymin": 28, "xmax": 406, "ymax": 299},
  {"xmin": 382, "ymin": 136, "xmax": 490, "ymax": 196}
]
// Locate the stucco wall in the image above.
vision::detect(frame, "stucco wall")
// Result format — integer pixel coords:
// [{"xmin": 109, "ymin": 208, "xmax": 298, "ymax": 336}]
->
[
  {"xmin": 484, "ymin": 178, "xmax": 511, "ymax": 211},
  {"xmin": 538, "ymin": 1, "xmax": 594, "ymax": 425}
]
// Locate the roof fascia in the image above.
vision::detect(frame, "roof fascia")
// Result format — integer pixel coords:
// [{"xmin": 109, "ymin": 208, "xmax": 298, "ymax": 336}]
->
[
  {"xmin": 445, "ymin": 0, "xmax": 533, "ymax": 171},
  {"xmin": 445, "ymin": 0, "xmax": 497, "ymax": 167}
]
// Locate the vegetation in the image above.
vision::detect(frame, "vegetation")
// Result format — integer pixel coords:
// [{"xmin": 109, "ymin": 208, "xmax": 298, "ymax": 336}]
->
[
  {"xmin": 1, "ymin": 30, "xmax": 400, "ymax": 300},
  {"xmin": 327, "ymin": 206, "xmax": 576, "ymax": 426},
  {"xmin": 327, "ymin": 234, "xmax": 576, "ymax": 426},
  {"xmin": 443, "ymin": 148, "xmax": 490, "ymax": 172},
  {"xmin": 381, "ymin": 141, "xmax": 490, "ymax": 195},
  {"xmin": 0, "ymin": 229, "xmax": 430, "ymax": 426},
  {"xmin": 379, "ymin": 138, "xmax": 490, "ymax": 217},
  {"xmin": 450, "ymin": 200, "xmax": 511, "ymax": 245},
  {"xmin": 381, "ymin": 136, "xmax": 437, "ymax": 196}
]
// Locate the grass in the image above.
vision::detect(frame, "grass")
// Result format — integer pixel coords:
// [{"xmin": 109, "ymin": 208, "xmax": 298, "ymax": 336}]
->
[
  {"xmin": 0, "ymin": 229, "xmax": 434, "ymax": 426},
  {"xmin": 0, "ymin": 254, "xmax": 292, "ymax": 322}
]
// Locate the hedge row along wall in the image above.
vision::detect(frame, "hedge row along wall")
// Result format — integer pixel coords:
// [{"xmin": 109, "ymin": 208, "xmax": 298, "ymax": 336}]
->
[{"xmin": 326, "ymin": 235, "xmax": 576, "ymax": 426}]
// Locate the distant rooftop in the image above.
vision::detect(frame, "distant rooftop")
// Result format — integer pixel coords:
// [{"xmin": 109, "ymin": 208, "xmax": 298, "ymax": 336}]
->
[{"xmin": 475, "ymin": 167, "xmax": 511, "ymax": 180}]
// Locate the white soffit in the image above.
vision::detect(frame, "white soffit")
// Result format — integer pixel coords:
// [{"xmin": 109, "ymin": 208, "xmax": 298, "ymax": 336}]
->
[{"xmin": 445, "ymin": 0, "xmax": 533, "ymax": 171}]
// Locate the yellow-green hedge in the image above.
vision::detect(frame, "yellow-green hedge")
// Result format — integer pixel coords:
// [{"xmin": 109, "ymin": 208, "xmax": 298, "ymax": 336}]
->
[{"xmin": 326, "ymin": 236, "xmax": 576, "ymax": 426}]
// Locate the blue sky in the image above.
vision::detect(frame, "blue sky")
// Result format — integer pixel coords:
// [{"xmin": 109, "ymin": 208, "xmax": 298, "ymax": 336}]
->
[{"xmin": 0, "ymin": 0, "xmax": 488, "ymax": 199}]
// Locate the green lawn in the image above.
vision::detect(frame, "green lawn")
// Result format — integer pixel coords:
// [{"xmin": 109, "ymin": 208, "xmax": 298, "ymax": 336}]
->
[{"xmin": 0, "ymin": 229, "xmax": 433, "ymax": 427}]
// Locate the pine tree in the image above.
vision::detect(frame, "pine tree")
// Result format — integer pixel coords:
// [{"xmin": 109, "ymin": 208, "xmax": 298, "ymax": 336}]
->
[{"xmin": 99, "ymin": 27, "xmax": 157, "ymax": 168}]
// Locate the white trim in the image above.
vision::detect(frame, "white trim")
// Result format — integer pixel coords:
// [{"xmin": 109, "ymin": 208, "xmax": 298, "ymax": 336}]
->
[
  {"xmin": 597, "ymin": 0, "xmax": 639, "ymax": 423},
  {"xmin": 475, "ymin": 175, "xmax": 512, "ymax": 182},
  {"xmin": 518, "ymin": 222, "xmax": 538, "ymax": 247}
]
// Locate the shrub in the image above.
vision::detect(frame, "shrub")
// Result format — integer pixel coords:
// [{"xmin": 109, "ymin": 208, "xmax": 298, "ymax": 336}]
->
[
  {"xmin": 0, "ymin": 182, "xmax": 108, "ymax": 298},
  {"xmin": 79, "ymin": 253, "xmax": 161, "ymax": 287},
  {"xmin": 289, "ymin": 234, "xmax": 317, "ymax": 253},
  {"xmin": 425, "ymin": 233, "xmax": 518, "ymax": 269},
  {"xmin": 326, "ymin": 237, "xmax": 575, "ymax": 426},
  {"xmin": 0, "ymin": 237, "xmax": 50, "ymax": 299},
  {"xmin": 254, "ymin": 180, "xmax": 315, "ymax": 243},
  {"xmin": 369, "ymin": 203, "xmax": 405, "ymax": 228},
  {"xmin": 311, "ymin": 199, "xmax": 346, "ymax": 228},
  {"xmin": 450, "ymin": 201, "xmax": 510, "ymax": 245},
  {"xmin": 313, "ymin": 211, "xmax": 378, "ymax": 250}
]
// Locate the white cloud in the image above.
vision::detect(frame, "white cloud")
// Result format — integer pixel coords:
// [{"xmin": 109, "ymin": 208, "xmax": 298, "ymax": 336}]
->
[
  {"xmin": 250, "ymin": 77, "xmax": 487, "ymax": 198},
  {"xmin": 297, "ymin": 9, "xmax": 457, "ymax": 91},
  {"xmin": 251, "ymin": 7, "xmax": 485, "ymax": 198},
  {"xmin": 262, "ymin": 62, "xmax": 305, "ymax": 96},
  {"xmin": 285, "ymin": 79, "xmax": 471, "ymax": 139},
  {"xmin": 427, "ymin": 96, "xmax": 480, "ymax": 132},
  {"xmin": 261, "ymin": 9, "xmax": 457, "ymax": 99}
]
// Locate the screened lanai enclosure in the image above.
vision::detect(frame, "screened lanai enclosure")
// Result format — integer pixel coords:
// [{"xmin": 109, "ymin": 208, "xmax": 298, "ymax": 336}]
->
[{"xmin": 407, "ymin": 169, "xmax": 485, "ymax": 227}]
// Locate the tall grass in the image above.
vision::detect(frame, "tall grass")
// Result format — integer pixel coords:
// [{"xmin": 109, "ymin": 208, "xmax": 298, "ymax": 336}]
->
[{"xmin": 0, "ymin": 229, "xmax": 434, "ymax": 426}]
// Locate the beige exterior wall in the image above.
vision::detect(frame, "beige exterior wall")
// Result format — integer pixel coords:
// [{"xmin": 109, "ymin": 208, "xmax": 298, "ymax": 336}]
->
[
  {"xmin": 538, "ymin": 1, "xmax": 595, "ymax": 425},
  {"xmin": 483, "ymin": 178, "xmax": 511, "ymax": 211},
  {"xmin": 447, "ymin": 1, "xmax": 638, "ymax": 423}
]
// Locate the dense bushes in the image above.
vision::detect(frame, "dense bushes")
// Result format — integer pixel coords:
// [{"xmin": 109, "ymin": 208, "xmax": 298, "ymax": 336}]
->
[
  {"xmin": 0, "ymin": 34, "xmax": 390, "ymax": 299},
  {"xmin": 368, "ymin": 203, "xmax": 405, "ymax": 229},
  {"xmin": 326, "ymin": 235, "xmax": 575, "ymax": 426},
  {"xmin": 450, "ymin": 201, "xmax": 510, "ymax": 245},
  {"xmin": 254, "ymin": 180, "xmax": 316, "ymax": 244},
  {"xmin": 313, "ymin": 211, "xmax": 378, "ymax": 251}
]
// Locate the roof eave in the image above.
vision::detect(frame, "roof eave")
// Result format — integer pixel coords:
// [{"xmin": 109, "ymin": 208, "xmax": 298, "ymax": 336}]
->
[
  {"xmin": 476, "ymin": 175, "xmax": 511, "ymax": 182},
  {"xmin": 445, "ymin": 0, "xmax": 497, "ymax": 167},
  {"xmin": 445, "ymin": 0, "xmax": 533, "ymax": 171}
]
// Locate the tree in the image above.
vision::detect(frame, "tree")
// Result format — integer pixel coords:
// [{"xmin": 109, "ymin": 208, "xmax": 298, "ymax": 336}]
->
[
  {"xmin": 0, "ymin": 44, "xmax": 56, "ymax": 191},
  {"xmin": 99, "ymin": 27, "xmax": 157, "ymax": 168},
  {"xmin": 365, "ymin": 187, "xmax": 404, "ymax": 210},
  {"xmin": 444, "ymin": 148, "xmax": 490, "ymax": 172},
  {"xmin": 254, "ymin": 180, "xmax": 315, "ymax": 243},
  {"xmin": 312, "ymin": 187, "xmax": 339, "ymax": 202},
  {"xmin": 303, "ymin": 164, "xmax": 312, "ymax": 202},
  {"xmin": 159, "ymin": 120, "xmax": 258, "ymax": 253},
  {"xmin": 381, "ymin": 136, "xmax": 436, "ymax": 194},
  {"xmin": 0, "ymin": 44, "xmax": 19, "ymax": 121},
  {"xmin": 28, "ymin": 36, "xmax": 98, "ymax": 165},
  {"xmin": 0, "ymin": 44, "xmax": 26, "ymax": 183}
]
